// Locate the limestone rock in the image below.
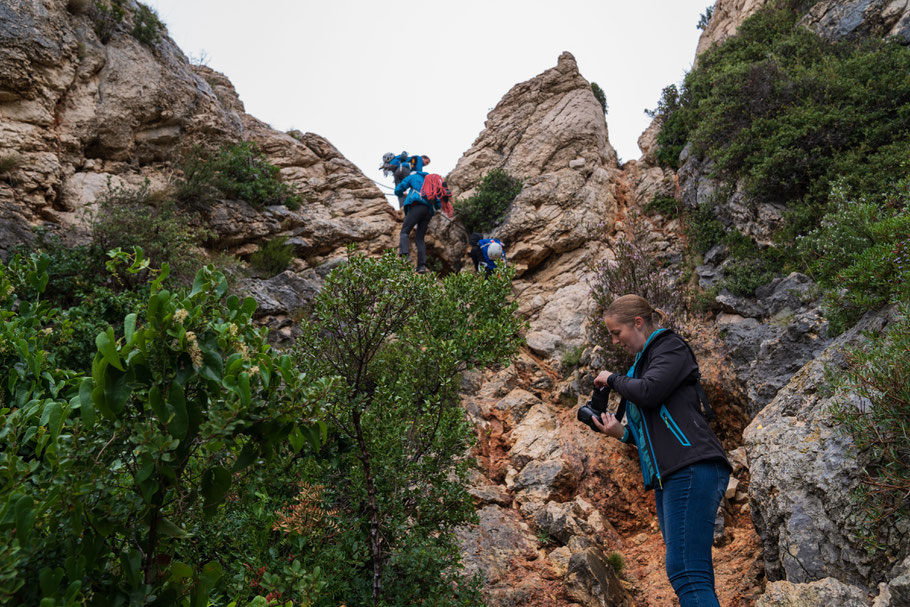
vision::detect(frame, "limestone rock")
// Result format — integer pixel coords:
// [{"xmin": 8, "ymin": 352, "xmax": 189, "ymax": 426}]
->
[
  {"xmin": 745, "ymin": 307, "xmax": 909, "ymax": 587},
  {"xmin": 695, "ymin": 0, "xmax": 770, "ymax": 60},
  {"xmin": 509, "ymin": 403, "xmax": 562, "ymax": 469},
  {"xmin": 756, "ymin": 578, "xmax": 871, "ymax": 607},
  {"xmin": 802, "ymin": 0, "xmax": 910, "ymax": 43},
  {"xmin": 444, "ymin": 52, "xmax": 618, "ymax": 278},
  {"xmin": 565, "ymin": 548, "xmax": 634, "ymax": 607},
  {"xmin": 456, "ymin": 505, "xmax": 538, "ymax": 585}
]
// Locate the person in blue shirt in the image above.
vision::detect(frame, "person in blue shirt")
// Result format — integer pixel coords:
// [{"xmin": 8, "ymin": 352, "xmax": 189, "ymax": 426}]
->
[
  {"xmin": 394, "ymin": 170, "xmax": 443, "ymax": 273},
  {"xmin": 468, "ymin": 232, "xmax": 506, "ymax": 276}
]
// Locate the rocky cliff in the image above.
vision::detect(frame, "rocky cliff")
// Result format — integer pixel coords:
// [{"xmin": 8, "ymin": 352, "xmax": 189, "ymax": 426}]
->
[{"xmin": 0, "ymin": 0, "xmax": 399, "ymax": 303}]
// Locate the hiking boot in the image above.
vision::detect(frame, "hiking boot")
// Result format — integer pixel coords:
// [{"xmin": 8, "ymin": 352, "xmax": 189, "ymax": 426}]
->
[{"xmin": 416, "ymin": 265, "xmax": 428, "ymax": 274}]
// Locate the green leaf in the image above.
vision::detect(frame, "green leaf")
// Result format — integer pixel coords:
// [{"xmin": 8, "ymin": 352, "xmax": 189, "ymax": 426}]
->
[
  {"xmin": 158, "ymin": 517, "xmax": 191, "ymax": 539},
  {"xmin": 78, "ymin": 378, "xmax": 96, "ymax": 428},
  {"xmin": 201, "ymin": 466, "xmax": 231, "ymax": 517},
  {"xmin": 167, "ymin": 382, "xmax": 188, "ymax": 438},
  {"xmin": 231, "ymin": 442, "xmax": 258, "ymax": 472},
  {"xmin": 103, "ymin": 366, "xmax": 129, "ymax": 418},
  {"xmin": 239, "ymin": 372, "xmax": 251, "ymax": 408},
  {"xmin": 288, "ymin": 428, "xmax": 306, "ymax": 453},
  {"xmin": 169, "ymin": 561, "xmax": 193, "ymax": 583},
  {"xmin": 148, "ymin": 385, "xmax": 169, "ymax": 423},
  {"xmin": 200, "ymin": 349, "xmax": 223, "ymax": 383},
  {"xmin": 189, "ymin": 268, "xmax": 207, "ymax": 297},
  {"xmin": 95, "ymin": 329, "xmax": 124, "ymax": 371},
  {"xmin": 226, "ymin": 295, "xmax": 240, "ymax": 311},
  {"xmin": 124, "ymin": 313, "xmax": 137, "ymax": 345},
  {"xmin": 240, "ymin": 297, "xmax": 257, "ymax": 316}
]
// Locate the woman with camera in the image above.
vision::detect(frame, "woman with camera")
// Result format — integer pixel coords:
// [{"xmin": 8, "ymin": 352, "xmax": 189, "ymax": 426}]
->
[{"xmin": 589, "ymin": 294, "xmax": 730, "ymax": 607}]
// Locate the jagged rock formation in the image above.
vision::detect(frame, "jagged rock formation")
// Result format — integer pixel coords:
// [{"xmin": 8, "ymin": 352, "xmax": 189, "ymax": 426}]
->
[
  {"xmin": 745, "ymin": 306, "xmax": 908, "ymax": 590},
  {"xmin": 0, "ymin": 0, "xmax": 398, "ymax": 270},
  {"xmin": 802, "ymin": 0, "xmax": 910, "ymax": 42}
]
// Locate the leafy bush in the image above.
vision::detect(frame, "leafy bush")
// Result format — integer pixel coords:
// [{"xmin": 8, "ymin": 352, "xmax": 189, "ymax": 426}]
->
[
  {"xmin": 178, "ymin": 142, "xmax": 302, "ymax": 211},
  {"xmin": 249, "ymin": 236, "xmax": 295, "ymax": 276},
  {"xmin": 132, "ymin": 2, "xmax": 164, "ymax": 45},
  {"xmin": 798, "ymin": 184, "xmax": 910, "ymax": 332},
  {"xmin": 291, "ymin": 252, "xmax": 524, "ymax": 606},
  {"xmin": 0, "ymin": 248, "xmax": 327, "ymax": 606},
  {"xmin": 90, "ymin": 0, "xmax": 126, "ymax": 44},
  {"xmin": 454, "ymin": 168, "xmax": 522, "ymax": 234},
  {"xmin": 92, "ymin": 179, "xmax": 207, "ymax": 284},
  {"xmin": 588, "ymin": 214, "xmax": 688, "ymax": 370},
  {"xmin": 645, "ymin": 84, "xmax": 687, "ymax": 169},
  {"xmin": 656, "ymin": 5, "xmax": 910, "ymax": 230},
  {"xmin": 591, "ymin": 82, "xmax": 608, "ymax": 115},
  {"xmin": 828, "ymin": 305, "xmax": 910, "ymax": 549},
  {"xmin": 646, "ymin": 193, "xmax": 681, "ymax": 217}
]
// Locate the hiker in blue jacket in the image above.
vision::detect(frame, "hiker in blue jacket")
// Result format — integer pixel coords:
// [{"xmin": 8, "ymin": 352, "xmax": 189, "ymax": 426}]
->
[
  {"xmin": 381, "ymin": 152, "xmax": 431, "ymax": 208},
  {"xmin": 394, "ymin": 170, "xmax": 445, "ymax": 274},
  {"xmin": 589, "ymin": 294, "xmax": 731, "ymax": 607},
  {"xmin": 469, "ymin": 232, "xmax": 506, "ymax": 276}
]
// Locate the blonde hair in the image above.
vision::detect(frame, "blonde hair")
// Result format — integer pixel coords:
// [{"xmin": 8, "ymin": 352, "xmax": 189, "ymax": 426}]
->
[{"xmin": 605, "ymin": 294, "xmax": 668, "ymax": 331}]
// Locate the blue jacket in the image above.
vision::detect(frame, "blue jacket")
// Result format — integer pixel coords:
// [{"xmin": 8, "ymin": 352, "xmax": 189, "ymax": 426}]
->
[
  {"xmin": 395, "ymin": 171, "xmax": 440, "ymax": 215},
  {"xmin": 478, "ymin": 238, "xmax": 506, "ymax": 270},
  {"xmin": 389, "ymin": 154, "xmax": 425, "ymax": 172}
]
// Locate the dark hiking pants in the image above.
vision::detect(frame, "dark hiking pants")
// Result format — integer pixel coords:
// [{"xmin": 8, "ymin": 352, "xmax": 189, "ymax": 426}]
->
[{"xmin": 399, "ymin": 203, "xmax": 430, "ymax": 268}]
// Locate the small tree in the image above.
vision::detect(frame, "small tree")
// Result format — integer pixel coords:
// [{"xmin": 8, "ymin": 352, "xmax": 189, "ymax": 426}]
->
[
  {"xmin": 293, "ymin": 252, "xmax": 524, "ymax": 606},
  {"xmin": 454, "ymin": 168, "xmax": 522, "ymax": 235},
  {"xmin": 591, "ymin": 82, "xmax": 608, "ymax": 115}
]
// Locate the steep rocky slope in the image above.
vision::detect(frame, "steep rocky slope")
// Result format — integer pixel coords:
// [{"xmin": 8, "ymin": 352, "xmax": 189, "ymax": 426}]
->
[{"xmin": 3, "ymin": 1, "xmax": 909, "ymax": 605}]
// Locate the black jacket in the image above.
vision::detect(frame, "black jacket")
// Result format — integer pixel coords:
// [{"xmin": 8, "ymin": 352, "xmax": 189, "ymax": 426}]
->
[{"xmin": 609, "ymin": 329, "xmax": 730, "ymax": 489}]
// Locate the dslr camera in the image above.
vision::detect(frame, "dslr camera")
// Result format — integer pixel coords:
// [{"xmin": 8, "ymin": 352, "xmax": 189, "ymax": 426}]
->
[{"xmin": 577, "ymin": 385, "xmax": 611, "ymax": 432}]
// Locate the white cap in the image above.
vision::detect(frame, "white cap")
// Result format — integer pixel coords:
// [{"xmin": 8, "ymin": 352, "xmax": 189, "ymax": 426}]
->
[{"xmin": 486, "ymin": 241, "xmax": 503, "ymax": 260}]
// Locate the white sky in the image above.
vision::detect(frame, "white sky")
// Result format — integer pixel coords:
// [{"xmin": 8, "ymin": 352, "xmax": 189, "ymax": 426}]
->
[{"xmin": 145, "ymin": 0, "xmax": 710, "ymax": 191}]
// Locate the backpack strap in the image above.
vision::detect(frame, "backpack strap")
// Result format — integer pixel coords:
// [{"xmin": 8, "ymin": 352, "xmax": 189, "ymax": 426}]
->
[{"xmin": 676, "ymin": 337, "xmax": 714, "ymax": 419}]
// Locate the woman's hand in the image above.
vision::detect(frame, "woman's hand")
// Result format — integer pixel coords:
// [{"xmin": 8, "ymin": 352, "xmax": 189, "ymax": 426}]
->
[
  {"xmin": 594, "ymin": 371, "xmax": 612, "ymax": 388},
  {"xmin": 592, "ymin": 412, "xmax": 625, "ymax": 439}
]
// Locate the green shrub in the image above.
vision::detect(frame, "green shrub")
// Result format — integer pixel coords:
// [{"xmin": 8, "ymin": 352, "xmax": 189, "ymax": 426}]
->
[
  {"xmin": 697, "ymin": 5, "xmax": 715, "ymax": 30},
  {"xmin": 0, "ymin": 249, "xmax": 325, "ymax": 606},
  {"xmin": 591, "ymin": 82, "xmax": 608, "ymax": 115},
  {"xmin": 454, "ymin": 168, "xmax": 522, "ymax": 234},
  {"xmin": 561, "ymin": 344, "xmax": 585, "ymax": 370},
  {"xmin": 92, "ymin": 179, "xmax": 207, "ymax": 284},
  {"xmin": 0, "ymin": 154, "xmax": 23, "ymax": 176},
  {"xmin": 249, "ymin": 236, "xmax": 295, "ymax": 276},
  {"xmin": 646, "ymin": 193, "xmax": 681, "ymax": 217},
  {"xmin": 131, "ymin": 2, "xmax": 163, "ymax": 45},
  {"xmin": 828, "ymin": 305, "xmax": 910, "ymax": 549},
  {"xmin": 291, "ymin": 252, "xmax": 523, "ymax": 606},
  {"xmin": 90, "ymin": 0, "xmax": 126, "ymax": 44},
  {"xmin": 607, "ymin": 551, "xmax": 626, "ymax": 575},
  {"xmin": 178, "ymin": 142, "xmax": 302, "ymax": 211}
]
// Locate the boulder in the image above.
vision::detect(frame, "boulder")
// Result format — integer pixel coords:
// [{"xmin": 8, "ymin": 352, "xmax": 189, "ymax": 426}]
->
[
  {"xmin": 565, "ymin": 548, "xmax": 634, "ymax": 607},
  {"xmin": 756, "ymin": 578, "xmax": 871, "ymax": 607},
  {"xmin": 745, "ymin": 307, "xmax": 909, "ymax": 587}
]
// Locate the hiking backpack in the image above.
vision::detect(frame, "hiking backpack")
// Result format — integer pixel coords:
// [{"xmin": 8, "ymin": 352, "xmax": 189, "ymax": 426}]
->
[{"xmin": 420, "ymin": 174, "xmax": 454, "ymax": 217}]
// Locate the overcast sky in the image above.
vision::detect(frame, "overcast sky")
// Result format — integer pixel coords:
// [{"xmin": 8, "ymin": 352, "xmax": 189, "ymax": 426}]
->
[{"xmin": 145, "ymin": 0, "xmax": 711, "ymax": 196}]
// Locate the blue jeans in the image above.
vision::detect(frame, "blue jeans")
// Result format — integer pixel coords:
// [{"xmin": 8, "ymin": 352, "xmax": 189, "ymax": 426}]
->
[{"xmin": 654, "ymin": 459, "xmax": 729, "ymax": 607}]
